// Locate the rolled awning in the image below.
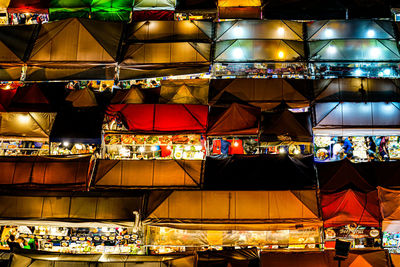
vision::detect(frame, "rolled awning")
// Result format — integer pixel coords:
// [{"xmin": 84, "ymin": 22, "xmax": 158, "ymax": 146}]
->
[
  {"xmin": 0, "ymin": 155, "xmax": 91, "ymax": 191},
  {"xmin": 93, "ymin": 159, "xmax": 204, "ymax": 189}
]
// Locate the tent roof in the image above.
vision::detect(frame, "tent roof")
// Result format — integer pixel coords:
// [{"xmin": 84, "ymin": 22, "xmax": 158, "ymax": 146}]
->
[
  {"xmin": 321, "ymin": 189, "xmax": 381, "ymax": 227},
  {"xmin": 218, "ymin": 0, "xmax": 260, "ymax": 7},
  {"xmin": 8, "ymin": 84, "xmax": 52, "ymax": 112},
  {"xmin": 209, "ymin": 79, "xmax": 310, "ymax": 110},
  {"xmin": 260, "ymin": 110, "xmax": 312, "ymax": 142},
  {"xmin": 0, "ymin": 155, "xmax": 91, "ymax": 191},
  {"xmin": 203, "ymin": 154, "xmax": 316, "ymax": 190},
  {"xmin": 147, "ymin": 190, "xmax": 320, "ymax": 230},
  {"xmin": 7, "ymin": 0, "xmax": 49, "ymax": 13},
  {"xmin": 0, "ymin": 24, "xmax": 37, "ymax": 63},
  {"xmin": 93, "ymin": 159, "xmax": 203, "ymax": 189},
  {"xmin": 207, "ymin": 103, "xmax": 260, "ymax": 136},
  {"xmin": 160, "ymin": 79, "xmax": 209, "ymax": 105},
  {"xmin": 317, "ymin": 159, "xmax": 376, "ymax": 193},
  {"xmin": 65, "ymin": 88, "xmax": 98, "ymax": 107},
  {"xmin": 0, "ymin": 87, "xmax": 17, "ymax": 110},
  {"xmin": 175, "ymin": 0, "xmax": 217, "ymax": 10},
  {"xmin": 50, "ymin": 108, "xmax": 104, "ymax": 144},
  {"xmin": 378, "ymin": 187, "xmax": 400, "ymax": 222},
  {"xmin": 0, "ymin": 112, "xmax": 56, "ymax": 140},
  {"xmin": 106, "ymin": 104, "xmax": 208, "ymax": 133},
  {"xmin": 133, "ymin": 0, "xmax": 176, "ymax": 10},
  {"xmin": 111, "ymin": 87, "xmax": 144, "ymax": 104}
]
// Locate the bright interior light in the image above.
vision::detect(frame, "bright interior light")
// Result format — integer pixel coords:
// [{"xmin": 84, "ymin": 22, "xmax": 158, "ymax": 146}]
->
[
  {"xmin": 325, "ymin": 29, "xmax": 334, "ymax": 38},
  {"xmin": 279, "ymin": 147, "xmax": 286, "ymax": 154},
  {"xmin": 367, "ymin": 29, "xmax": 375, "ymax": 38},
  {"xmin": 18, "ymin": 115, "xmax": 29, "ymax": 124},
  {"xmin": 75, "ymin": 144, "xmax": 83, "ymax": 150},
  {"xmin": 233, "ymin": 47, "xmax": 244, "ymax": 59},
  {"xmin": 139, "ymin": 146, "xmax": 145, "ymax": 153},
  {"xmin": 63, "ymin": 142, "xmax": 69, "ymax": 147},
  {"xmin": 151, "ymin": 146, "xmax": 157, "ymax": 151},
  {"xmin": 278, "ymin": 51, "xmax": 285, "ymax": 59},
  {"xmin": 354, "ymin": 69, "xmax": 363, "ymax": 76},
  {"xmin": 233, "ymin": 141, "xmax": 239, "ymax": 147},
  {"xmin": 277, "ymin": 27, "xmax": 285, "ymax": 35},
  {"xmin": 369, "ymin": 47, "xmax": 381, "ymax": 58},
  {"xmin": 327, "ymin": 45, "xmax": 337, "ymax": 54},
  {"xmin": 384, "ymin": 68, "xmax": 391, "ymax": 76},
  {"xmin": 233, "ymin": 26, "xmax": 244, "ymax": 37},
  {"xmin": 294, "ymin": 149, "xmax": 300, "ymax": 155}
]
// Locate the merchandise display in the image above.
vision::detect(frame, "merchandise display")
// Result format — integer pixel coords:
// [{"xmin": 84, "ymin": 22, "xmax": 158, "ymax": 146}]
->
[
  {"xmin": 51, "ymin": 142, "xmax": 99, "ymax": 155},
  {"xmin": 324, "ymin": 225, "xmax": 381, "ymax": 249},
  {"xmin": 0, "ymin": 140, "xmax": 49, "ymax": 156}
]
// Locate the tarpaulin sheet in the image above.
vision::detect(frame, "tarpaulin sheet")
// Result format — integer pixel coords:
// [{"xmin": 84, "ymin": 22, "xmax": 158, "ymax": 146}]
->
[
  {"xmin": 203, "ymin": 154, "xmax": 316, "ymax": 190},
  {"xmin": 50, "ymin": 108, "xmax": 104, "ymax": 144},
  {"xmin": 207, "ymin": 103, "xmax": 260, "ymax": 136},
  {"xmin": 0, "ymin": 155, "xmax": 91, "ymax": 190},
  {"xmin": 93, "ymin": 159, "xmax": 203, "ymax": 188},
  {"xmin": 321, "ymin": 189, "xmax": 381, "ymax": 227},
  {"xmin": 147, "ymin": 190, "xmax": 321, "ymax": 230},
  {"xmin": 106, "ymin": 104, "xmax": 208, "ymax": 133},
  {"xmin": 260, "ymin": 110, "xmax": 312, "ymax": 142}
]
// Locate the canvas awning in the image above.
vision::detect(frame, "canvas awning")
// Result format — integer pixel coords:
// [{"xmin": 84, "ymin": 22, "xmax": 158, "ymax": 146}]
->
[
  {"xmin": 216, "ymin": 20, "xmax": 303, "ymax": 41},
  {"xmin": 321, "ymin": 189, "xmax": 381, "ymax": 227},
  {"xmin": 203, "ymin": 154, "xmax": 316, "ymax": 190},
  {"xmin": 0, "ymin": 112, "xmax": 56, "ymax": 141},
  {"xmin": 10, "ymin": 253, "xmax": 194, "ymax": 267},
  {"xmin": 313, "ymin": 78, "xmax": 400, "ymax": 102},
  {"xmin": 106, "ymin": 104, "xmax": 208, "ymax": 133},
  {"xmin": 209, "ymin": 79, "xmax": 310, "ymax": 110},
  {"xmin": 65, "ymin": 88, "xmax": 98, "ymax": 107},
  {"xmin": 92, "ymin": 159, "xmax": 204, "ymax": 189},
  {"xmin": 313, "ymin": 102, "xmax": 400, "ymax": 136},
  {"xmin": 50, "ymin": 108, "xmax": 104, "ymax": 144},
  {"xmin": 146, "ymin": 190, "xmax": 321, "ymax": 230},
  {"xmin": 260, "ymin": 250, "xmax": 391, "ymax": 267},
  {"xmin": 207, "ymin": 103, "xmax": 260, "ymax": 136},
  {"xmin": 160, "ymin": 79, "xmax": 209, "ymax": 105},
  {"xmin": 260, "ymin": 110, "xmax": 312, "ymax": 142},
  {"xmin": 0, "ymin": 155, "xmax": 91, "ymax": 191}
]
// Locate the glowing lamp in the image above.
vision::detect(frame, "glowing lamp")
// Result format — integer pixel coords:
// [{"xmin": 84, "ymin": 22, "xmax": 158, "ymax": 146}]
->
[{"xmin": 278, "ymin": 51, "xmax": 285, "ymax": 59}]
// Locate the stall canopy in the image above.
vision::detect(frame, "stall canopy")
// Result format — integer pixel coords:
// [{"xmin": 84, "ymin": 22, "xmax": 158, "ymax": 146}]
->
[
  {"xmin": 209, "ymin": 79, "xmax": 310, "ymax": 110},
  {"xmin": 147, "ymin": 190, "xmax": 321, "ymax": 230},
  {"xmin": 160, "ymin": 79, "xmax": 209, "ymax": 105},
  {"xmin": 49, "ymin": 0, "xmax": 134, "ymax": 21},
  {"xmin": 0, "ymin": 112, "xmax": 56, "ymax": 141},
  {"xmin": 111, "ymin": 87, "xmax": 144, "ymax": 104},
  {"xmin": 92, "ymin": 159, "xmax": 204, "ymax": 189},
  {"xmin": 7, "ymin": 0, "xmax": 49, "ymax": 13},
  {"xmin": 260, "ymin": 110, "xmax": 312, "ymax": 142},
  {"xmin": 313, "ymin": 102, "xmax": 400, "ymax": 136},
  {"xmin": 132, "ymin": 0, "xmax": 176, "ymax": 20},
  {"xmin": 316, "ymin": 159, "xmax": 376, "ymax": 193},
  {"xmin": 106, "ymin": 104, "xmax": 208, "ymax": 133},
  {"xmin": 0, "ymin": 155, "xmax": 91, "ymax": 191},
  {"xmin": 65, "ymin": 88, "xmax": 98, "ymax": 108},
  {"xmin": 8, "ymin": 84, "xmax": 53, "ymax": 111},
  {"xmin": 378, "ymin": 187, "xmax": 400, "ymax": 232},
  {"xmin": 313, "ymin": 78, "xmax": 400, "ymax": 102},
  {"xmin": 0, "ymin": 87, "xmax": 17, "ymax": 111},
  {"xmin": 133, "ymin": 0, "xmax": 176, "ymax": 10},
  {"xmin": 216, "ymin": 20, "xmax": 303, "ymax": 42},
  {"xmin": 260, "ymin": 250, "xmax": 391, "ymax": 267},
  {"xmin": 218, "ymin": 0, "xmax": 261, "ymax": 19},
  {"xmin": 203, "ymin": 154, "xmax": 316, "ymax": 190},
  {"xmin": 198, "ymin": 248, "xmax": 259, "ymax": 267},
  {"xmin": 10, "ymin": 253, "xmax": 194, "ymax": 267},
  {"xmin": 207, "ymin": 103, "xmax": 260, "ymax": 136},
  {"xmin": 50, "ymin": 108, "xmax": 104, "ymax": 144},
  {"xmin": 175, "ymin": 0, "xmax": 217, "ymax": 11},
  {"xmin": 321, "ymin": 189, "xmax": 381, "ymax": 227}
]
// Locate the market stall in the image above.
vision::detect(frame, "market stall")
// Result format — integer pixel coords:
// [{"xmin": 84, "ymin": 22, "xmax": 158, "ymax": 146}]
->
[
  {"xmin": 120, "ymin": 20, "xmax": 212, "ymax": 79},
  {"xmin": 65, "ymin": 87, "xmax": 97, "ymax": 108},
  {"xmin": 207, "ymin": 103, "xmax": 260, "ymax": 156},
  {"xmin": 8, "ymin": 83, "xmax": 54, "ymax": 111},
  {"xmin": 145, "ymin": 190, "xmax": 322, "ymax": 252},
  {"xmin": 159, "ymin": 79, "xmax": 209, "ymax": 105},
  {"xmin": 203, "ymin": 154, "xmax": 316, "ymax": 190},
  {"xmin": 217, "ymin": 0, "xmax": 261, "ymax": 19},
  {"xmin": 209, "ymin": 78, "xmax": 310, "ymax": 110},
  {"xmin": 0, "ymin": 112, "xmax": 55, "ymax": 156},
  {"xmin": 313, "ymin": 102, "xmax": 400, "ymax": 162},
  {"xmin": 25, "ymin": 18, "xmax": 121, "ymax": 81},
  {"xmin": 132, "ymin": 0, "xmax": 176, "ymax": 20},
  {"xmin": 111, "ymin": 86, "xmax": 144, "ymax": 104},
  {"xmin": 103, "ymin": 104, "xmax": 208, "ymax": 160},
  {"xmin": 0, "ymin": 155, "xmax": 91, "ymax": 191},
  {"xmin": 49, "ymin": 109, "xmax": 104, "ymax": 155},
  {"xmin": 260, "ymin": 110, "xmax": 312, "ymax": 156},
  {"xmin": 92, "ymin": 159, "xmax": 203, "ymax": 188},
  {"xmin": 321, "ymin": 189, "xmax": 381, "ymax": 249}
]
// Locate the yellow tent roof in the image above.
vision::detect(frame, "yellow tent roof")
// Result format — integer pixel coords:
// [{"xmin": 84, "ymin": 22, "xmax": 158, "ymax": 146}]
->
[{"xmin": 65, "ymin": 88, "xmax": 98, "ymax": 107}]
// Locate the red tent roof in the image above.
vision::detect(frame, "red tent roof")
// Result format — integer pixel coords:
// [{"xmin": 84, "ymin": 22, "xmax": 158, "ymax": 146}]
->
[
  {"xmin": 7, "ymin": 0, "xmax": 50, "ymax": 13},
  {"xmin": 207, "ymin": 103, "xmax": 260, "ymax": 136},
  {"xmin": 106, "ymin": 104, "xmax": 208, "ymax": 133},
  {"xmin": 321, "ymin": 189, "xmax": 381, "ymax": 227},
  {"xmin": 0, "ymin": 88, "xmax": 17, "ymax": 111}
]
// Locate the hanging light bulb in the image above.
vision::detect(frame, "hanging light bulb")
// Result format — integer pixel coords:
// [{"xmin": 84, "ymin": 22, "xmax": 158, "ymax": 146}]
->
[
  {"xmin": 233, "ymin": 48, "xmax": 244, "ymax": 59},
  {"xmin": 325, "ymin": 29, "xmax": 334, "ymax": 38},
  {"xmin": 233, "ymin": 141, "xmax": 239, "ymax": 147},
  {"xmin": 278, "ymin": 51, "xmax": 285, "ymax": 59},
  {"xmin": 277, "ymin": 27, "xmax": 285, "ymax": 36},
  {"xmin": 279, "ymin": 147, "xmax": 286, "ymax": 154},
  {"xmin": 63, "ymin": 141, "xmax": 70, "ymax": 147},
  {"xmin": 366, "ymin": 29, "xmax": 375, "ymax": 38},
  {"xmin": 294, "ymin": 149, "xmax": 300, "ymax": 155},
  {"xmin": 327, "ymin": 45, "xmax": 337, "ymax": 54}
]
